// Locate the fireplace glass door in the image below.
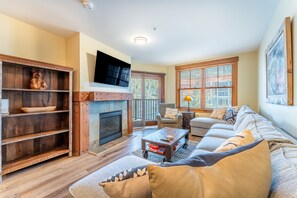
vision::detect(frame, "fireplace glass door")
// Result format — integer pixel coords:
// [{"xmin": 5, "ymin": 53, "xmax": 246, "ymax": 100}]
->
[{"xmin": 131, "ymin": 72, "xmax": 164, "ymax": 127}]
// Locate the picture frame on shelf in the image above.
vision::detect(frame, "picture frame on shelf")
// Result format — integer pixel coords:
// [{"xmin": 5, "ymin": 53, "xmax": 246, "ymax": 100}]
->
[{"xmin": 265, "ymin": 17, "xmax": 293, "ymax": 105}]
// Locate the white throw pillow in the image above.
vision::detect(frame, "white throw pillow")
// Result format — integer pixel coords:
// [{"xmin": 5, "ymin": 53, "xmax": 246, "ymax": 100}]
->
[{"xmin": 164, "ymin": 108, "xmax": 178, "ymax": 119}]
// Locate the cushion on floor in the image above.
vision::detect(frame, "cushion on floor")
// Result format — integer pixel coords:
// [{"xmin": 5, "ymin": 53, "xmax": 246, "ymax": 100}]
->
[{"xmin": 204, "ymin": 128, "xmax": 236, "ymax": 139}]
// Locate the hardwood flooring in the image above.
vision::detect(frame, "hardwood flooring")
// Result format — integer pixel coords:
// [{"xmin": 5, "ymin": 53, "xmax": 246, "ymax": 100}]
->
[{"xmin": 0, "ymin": 126, "xmax": 201, "ymax": 198}]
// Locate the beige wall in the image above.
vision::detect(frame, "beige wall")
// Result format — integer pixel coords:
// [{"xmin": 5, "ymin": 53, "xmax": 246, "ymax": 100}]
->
[
  {"xmin": 0, "ymin": 13, "xmax": 66, "ymax": 66},
  {"xmin": 66, "ymin": 33, "xmax": 80, "ymax": 90},
  {"xmin": 164, "ymin": 51, "xmax": 259, "ymax": 111},
  {"xmin": 0, "ymin": 12, "xmax": 132, "ymax": 92},
  {"xmin": 78, "ymin": 33, "xmax": 131, "ymax": 92},
  {"xmin": 258, "ymin": 0, "xmax": 297, "ymax": 137},
  {"xmin": 237, "ymin": 51, "xmax": 258, "ymax": 110}
]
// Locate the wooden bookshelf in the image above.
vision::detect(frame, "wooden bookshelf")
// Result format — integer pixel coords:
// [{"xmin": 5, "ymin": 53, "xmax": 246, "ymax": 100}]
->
[
  {"xmin": 2, "ymin": 147, "xmax": 70, "ymax": 175},
  {"xmin": 2, "ymin": 110, "xmax": 69, "ymax": 118},
  {"xmin": 0, "ymin": 54, "xmax": 73, "ymax": 180},
  {"xmin": 2, "ymin": 88, "xmax": 69, "ymax": 93},
  {"xmin": 2, "ymin": 129, "xmax": 69, "ymax": 145}
]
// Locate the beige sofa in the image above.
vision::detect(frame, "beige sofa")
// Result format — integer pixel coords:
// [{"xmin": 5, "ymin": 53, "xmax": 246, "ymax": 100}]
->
[
  {"xmin": 190, "ymin": 117, "xmax": 229, "ymax": 136},
  {"xmin": 69, "ymin": 105, "xmax": 297, "ymax": 198}
]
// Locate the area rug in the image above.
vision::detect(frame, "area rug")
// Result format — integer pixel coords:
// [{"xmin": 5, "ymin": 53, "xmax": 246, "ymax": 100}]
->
[{"xmin": 132, "ymin": 140, "xmax": 199, "ymax": 163}]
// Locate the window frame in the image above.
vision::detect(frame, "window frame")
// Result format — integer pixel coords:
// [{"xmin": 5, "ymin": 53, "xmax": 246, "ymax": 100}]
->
[{"xmin": 175, "ymin": 57, "xmax": 238, "ymax": 112}]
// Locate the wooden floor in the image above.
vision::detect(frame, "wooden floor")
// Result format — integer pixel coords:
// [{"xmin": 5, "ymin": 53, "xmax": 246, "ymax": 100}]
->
[{"xmin": 0, "ymin": 126, "xmax": 201, "ymax": 198}]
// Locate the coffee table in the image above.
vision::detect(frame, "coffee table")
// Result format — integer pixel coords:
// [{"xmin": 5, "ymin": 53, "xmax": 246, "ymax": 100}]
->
[{"xmin": 141, "ymin": 127, "xmax": 189, "ymax": 162}]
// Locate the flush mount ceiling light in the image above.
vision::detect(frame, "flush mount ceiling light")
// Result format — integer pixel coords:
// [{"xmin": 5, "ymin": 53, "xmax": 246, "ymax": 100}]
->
[
  {"xmin": 134, "ymin": 36, "xmax": 148, "ymax": 45},
  {"xmin": 81, "ymin": 0, "xmax": 94, "ymax": 10}
]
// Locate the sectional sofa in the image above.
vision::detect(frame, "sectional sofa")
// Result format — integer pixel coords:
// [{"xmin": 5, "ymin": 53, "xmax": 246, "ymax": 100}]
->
[{"xmin": 69, "ymin": 105, "xmax": 297, "ymax": 198}]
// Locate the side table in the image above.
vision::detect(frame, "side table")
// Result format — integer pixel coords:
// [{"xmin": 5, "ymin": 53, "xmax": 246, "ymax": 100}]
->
[{"xmin": 182, "ymin": 111, "xmax": 195, "ymax": 130}]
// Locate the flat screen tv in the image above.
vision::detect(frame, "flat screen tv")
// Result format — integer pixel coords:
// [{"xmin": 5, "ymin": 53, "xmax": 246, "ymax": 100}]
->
[{"xmin": 94, "ymin": 50, "xmax": 131, "ymax": 87}]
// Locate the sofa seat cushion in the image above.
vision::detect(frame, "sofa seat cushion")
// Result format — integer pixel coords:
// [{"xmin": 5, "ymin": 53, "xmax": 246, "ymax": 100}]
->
[
  {"xmin": 189, "ymin": 149, "xmax": 211, "ymax": 158},
  {"xmin": 269, "ymin": 143, "xmax": 297, "ymax": 198},
  {"xmin": 190, "ymin": 117, "xmax": 228, "ymax": 129},
  {"xmin": 205, "ymin": 129, "xmax": 236, "ymax": 139},
  {"xmin": 214, "ymin": 129, "xmax": 255, "ymax": 152},
  {"xmin": 160, "ymin": 118, "xmax": 178, "ymax": 124},
  {"xmin": 195, "ymin": 136, "xmax": 227, "ymax": 151},
  {"xmin": 211, "ymin": 123, "xmax": 234, "ymax": 130},
  {"xmin": 69, "ymin": 155, "xmax": 152, "ymax": 198}
]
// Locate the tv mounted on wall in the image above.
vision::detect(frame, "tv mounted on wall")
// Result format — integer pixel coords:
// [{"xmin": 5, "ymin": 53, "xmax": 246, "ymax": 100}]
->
[{"xmin": 94, "ymin": 50, "xmax": 131, "ymax": 87}]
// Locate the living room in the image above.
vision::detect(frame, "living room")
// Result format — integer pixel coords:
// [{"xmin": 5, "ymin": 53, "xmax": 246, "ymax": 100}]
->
[{"xmin": 0, "ymin": 0, "xmax": 297, "ymax": 197}]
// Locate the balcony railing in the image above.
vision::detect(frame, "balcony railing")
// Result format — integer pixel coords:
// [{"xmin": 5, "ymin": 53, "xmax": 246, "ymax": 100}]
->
[{"xmin": 132, "ymin": 99, "xmax": 159, "ymax": 121}]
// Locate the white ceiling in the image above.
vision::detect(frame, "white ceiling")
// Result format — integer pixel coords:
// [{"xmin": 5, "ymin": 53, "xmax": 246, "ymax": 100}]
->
[{"xmin": 0, "ymin": 0, "xmax": 279, "ymax": 66}]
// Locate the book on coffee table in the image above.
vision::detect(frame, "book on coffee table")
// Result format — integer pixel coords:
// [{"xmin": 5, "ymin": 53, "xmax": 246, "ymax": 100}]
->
[{"xmin": 149, "ymin": 146, "xmax": 166, "ymax": 154}]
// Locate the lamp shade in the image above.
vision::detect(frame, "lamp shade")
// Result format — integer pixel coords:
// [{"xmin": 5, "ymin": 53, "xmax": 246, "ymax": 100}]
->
[{"xmin": 183, "ymin": 95, "xmax": 193, "ymax": 102}]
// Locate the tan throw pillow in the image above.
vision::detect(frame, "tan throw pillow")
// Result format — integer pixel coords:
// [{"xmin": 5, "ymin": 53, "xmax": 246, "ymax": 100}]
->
[
  {"xmin": 210, "ymin": 107, "xmax": 227, "ymax": 120},
  {"xmin": 148, "ymin": 140, "xmax": 272, "ymax": 198},
  {"xmin": 99, "ymin": 165, "xmax": 151, "ymax": 198},
  {"xmin": 164, "ymin": 108, "xmax": 178, "ymax": 119},
  {"xmin": 214, "ymin": 129, "xmax": 255, "ymax": 152}
]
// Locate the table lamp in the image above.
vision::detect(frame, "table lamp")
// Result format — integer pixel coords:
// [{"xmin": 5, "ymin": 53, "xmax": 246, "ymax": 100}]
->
[{"xmin": 183, "ymin": 95, "xmax": 193, "ymax": 111}]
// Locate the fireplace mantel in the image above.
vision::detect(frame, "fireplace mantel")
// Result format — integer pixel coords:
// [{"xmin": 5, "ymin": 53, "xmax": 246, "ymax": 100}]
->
[
  {"xmin": 73, "ymin": 91, "xmax": 133, "ymax": 102},
  {"xmin": 73, "ymin": 91, "xmax": 133, "ymax": 155}
]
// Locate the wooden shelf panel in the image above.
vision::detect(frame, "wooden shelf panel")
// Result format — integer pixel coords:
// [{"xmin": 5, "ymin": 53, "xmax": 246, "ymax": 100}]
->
[
  {"xmin": 2, "ymin": 147, "xmax": 69, "ymax": 175},
  {"xmin": 2, "ymin": 110, "xmax": 69, "ymax": 118},
  {"xmin": 2, "ymin": 88, "xmax": 69, "ymax": 93},
  {"xmin": 2, "ymin": 129, "xmax": 69, "ymax": 145}
]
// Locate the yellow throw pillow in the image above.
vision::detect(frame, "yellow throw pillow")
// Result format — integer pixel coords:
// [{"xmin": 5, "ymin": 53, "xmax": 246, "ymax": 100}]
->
[
  {"xmin": 164, "ymin": 108, "xmax": 178, "ymax": 119},
  {"xmin": 148, "ymin": 140, "xmax": 272, "ymax": 198},
  {"xmin": 210, "ymin": 107, "xmax": 227, "ymax": 120},
  {"xmin": 214, "ymin": 129, "xmax": 255, "ymax": 152}
]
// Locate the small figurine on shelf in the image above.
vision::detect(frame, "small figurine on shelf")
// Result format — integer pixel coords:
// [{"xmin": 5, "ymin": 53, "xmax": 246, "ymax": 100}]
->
[{"xmin": 30, "ymin": 70, "xmax": 48, "ymax": 90}]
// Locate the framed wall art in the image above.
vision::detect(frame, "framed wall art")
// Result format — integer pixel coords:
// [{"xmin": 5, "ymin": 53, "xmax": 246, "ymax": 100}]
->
[{"xmin": 266, "ymin": 17, "xmax": 293, "ymax": 105}]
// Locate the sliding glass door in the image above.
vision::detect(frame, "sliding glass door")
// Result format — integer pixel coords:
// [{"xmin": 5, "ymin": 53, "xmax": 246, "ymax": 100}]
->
[{"xmin": 131, "ymin": 72, "xmax": 164, "ymax": 127}]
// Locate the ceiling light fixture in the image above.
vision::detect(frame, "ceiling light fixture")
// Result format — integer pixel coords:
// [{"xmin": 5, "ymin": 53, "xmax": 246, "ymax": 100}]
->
[
  {"xmin": 134, "ymin": 36, "xmax": 147, "ymax": 45},
  {"xmin": 81, "ymin": 0, "xmax": 94, "ymax": 10}
]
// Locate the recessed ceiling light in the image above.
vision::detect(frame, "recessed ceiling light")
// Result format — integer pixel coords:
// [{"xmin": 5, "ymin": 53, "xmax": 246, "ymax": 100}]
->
[{"xmin": 134, "ymin": 36, "xmax": 147, "ymax": 45}]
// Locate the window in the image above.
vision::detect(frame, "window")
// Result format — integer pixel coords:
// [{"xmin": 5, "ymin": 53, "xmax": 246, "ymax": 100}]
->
[{"xmin": 176, "ymin": 57, "xmax": 238, "ymax": 111}]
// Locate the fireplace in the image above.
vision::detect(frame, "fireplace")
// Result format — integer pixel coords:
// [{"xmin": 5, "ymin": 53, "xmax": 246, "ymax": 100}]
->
[{"xmin": 99, "ymin": 110, "xmax": 122, "ymax": 145}]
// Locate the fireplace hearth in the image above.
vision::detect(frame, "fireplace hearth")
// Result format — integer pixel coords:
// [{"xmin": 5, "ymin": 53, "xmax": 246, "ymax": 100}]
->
[{"xmin": 99, "ymin": 110, "xmax": 122, "ymax": 145}]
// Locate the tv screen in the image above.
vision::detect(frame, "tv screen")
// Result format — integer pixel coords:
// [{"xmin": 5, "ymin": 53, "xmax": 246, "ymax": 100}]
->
[{"xmin": 94, "ymin": 50, "xmax": 131, "ymax": 87}]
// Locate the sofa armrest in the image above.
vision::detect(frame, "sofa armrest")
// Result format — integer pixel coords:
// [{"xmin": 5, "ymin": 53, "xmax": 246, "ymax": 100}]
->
[
  {"xmin": 176, "ymin": 113, "xmax": 182, "ymax": 120},
  {"xmin": 156, "ymin": 113, "xmax": 162, "ymax": 121},
  {"xmin": 176, "ymin": 114, "xmax": 183, "ymax": 128}
]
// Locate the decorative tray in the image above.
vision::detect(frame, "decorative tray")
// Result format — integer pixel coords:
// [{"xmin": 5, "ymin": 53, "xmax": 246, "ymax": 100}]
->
[{"xmin": 21, "ymin": 106, "xmax": 56, "ymax": 113}]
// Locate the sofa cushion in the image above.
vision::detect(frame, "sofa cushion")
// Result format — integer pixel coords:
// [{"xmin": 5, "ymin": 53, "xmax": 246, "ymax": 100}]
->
[
  {"xmin": 164, "ymin": 108, "xmax": 178, "ymax": 119},
  {"xmin": 190, "ymin": 117, "xmax": 228, "ymax": 129},
  {"xmin": 214, "ymin": 129, "xmax": 254, "ymax": 152},
  {"xmin": 210, "ymin": 107, "xmax": 227, "ymax": 120},
  {"xmin": 235, "ymin": 114, "xmax": 292, "ymax": 145},
  {"xmin": 211, "ymin": 123, "xmax": 234, "ymax": 130},
  {"xmin": 195, "ymin": 136, "xmax": 227, "ymax": 151},
  {"xmin": 189, "ymin": 149, "xmax": 211, "ymax": 158},
  {"xmin": 160, "ymin": 118, "xmax": 178, "ymax": 124},
  {"xmin": 69, "ymin": 155, "xmax": 153, "ymax": 198},
  {"xmin": 234, "ymin": 105, "xmax": 255, "ymax": 131},
  {"xmin": 205, "ymin": 128, "xmax": 236, "ymax": 139},
  {"xmin": 269, "ymin": 143, "xmax": 297, "ymax": 198},
  {"xmin": 223, "ymin": 106, "xmax": 240, "ymax": 124},
  {"xmin": 99, "ymin": 165, "xmax": 151, "ymax": 198},
  {"xmin": 148, "ymin": 140, "xmax": 272, "ymax": 198}
]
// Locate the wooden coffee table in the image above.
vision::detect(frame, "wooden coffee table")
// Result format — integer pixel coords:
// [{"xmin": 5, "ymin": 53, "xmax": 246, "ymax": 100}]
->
[{"xmin": 141, "ymin": 127, "xmax": 189, "ymax": 162}]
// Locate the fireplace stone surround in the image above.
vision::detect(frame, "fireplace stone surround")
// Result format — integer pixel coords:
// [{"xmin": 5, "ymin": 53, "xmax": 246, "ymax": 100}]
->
[{"xmin": 73, "ymin": 91, "xmax": 133, "ymax": 156}]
